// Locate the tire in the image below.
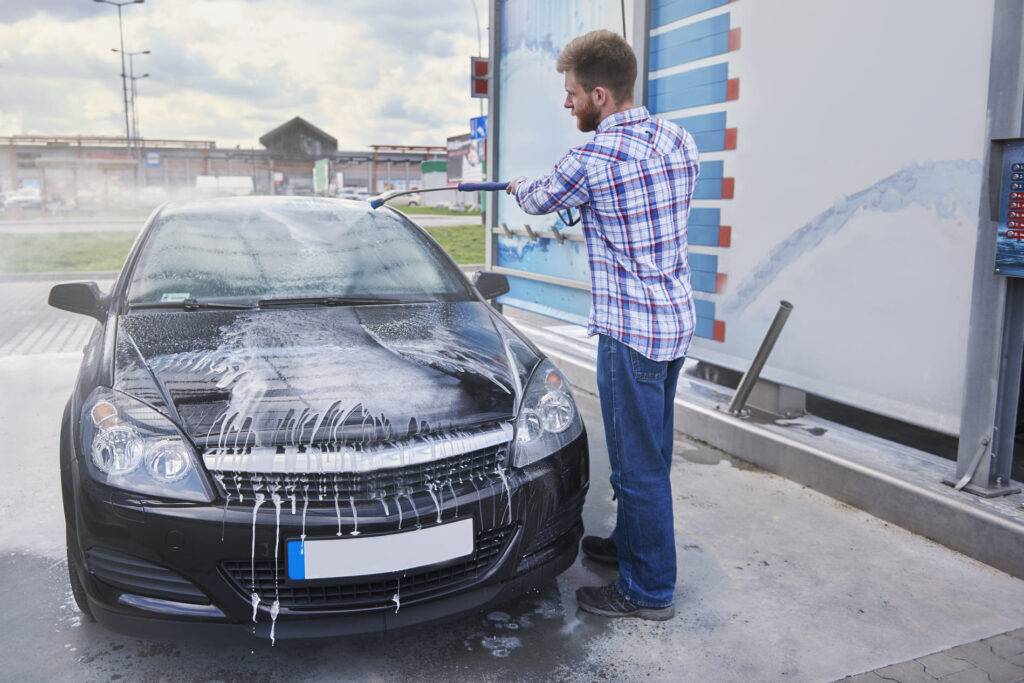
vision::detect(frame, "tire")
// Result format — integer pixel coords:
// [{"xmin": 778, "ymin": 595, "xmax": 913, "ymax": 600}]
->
[{"xmin": 66, "ymin": 540, "xmax": 95, "ymax": 622}]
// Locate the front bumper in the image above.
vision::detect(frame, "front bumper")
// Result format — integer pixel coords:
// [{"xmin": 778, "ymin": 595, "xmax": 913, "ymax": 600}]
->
[{"xmin": 69, "ymin": 431, "xmax": 588, "ymax": 640}]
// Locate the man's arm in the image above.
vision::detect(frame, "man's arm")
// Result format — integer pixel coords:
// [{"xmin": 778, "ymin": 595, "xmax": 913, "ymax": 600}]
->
[{"xmin": 508, "ymin": 150, "xmax": 590, "ymax": 215}]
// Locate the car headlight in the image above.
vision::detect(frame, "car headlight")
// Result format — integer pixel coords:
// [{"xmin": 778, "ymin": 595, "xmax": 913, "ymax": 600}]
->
[
  {"xmin": 511, "ymin": 360, "xmax": 583, "ymax": 468},
  {"xmin": 80, "ymin": 387, "xmax": 213, "ymax": 502}
]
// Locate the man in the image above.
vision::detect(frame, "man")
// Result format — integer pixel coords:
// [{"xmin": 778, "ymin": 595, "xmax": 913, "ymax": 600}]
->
[{"xmin": 507, "ymin": 29, "xmax": 699, "ymax": 621}]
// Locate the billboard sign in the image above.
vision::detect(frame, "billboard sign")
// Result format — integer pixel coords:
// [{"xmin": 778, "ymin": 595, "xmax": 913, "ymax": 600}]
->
[
  {"xmin": 313, "ymin": 158, "xmax": 331, "ymax": 194},
  {"xmin": 447, "ymin": 133, "xmax": 484, "ymax": 183},
  {"xmin": 471, "ymin": 115, "xmax": 488, "ymax": 140}
]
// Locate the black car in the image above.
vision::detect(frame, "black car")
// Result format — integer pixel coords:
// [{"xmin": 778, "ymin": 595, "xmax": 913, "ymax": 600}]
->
[{"xmin": 51, "ymin": 197, "xmax": 588, "ymax": 642}]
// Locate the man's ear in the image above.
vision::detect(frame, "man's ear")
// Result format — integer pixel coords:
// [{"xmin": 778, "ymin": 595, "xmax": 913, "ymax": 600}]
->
[{"xmin": 592, "ymin": 86, "xmax": 609, "ymax": 108}]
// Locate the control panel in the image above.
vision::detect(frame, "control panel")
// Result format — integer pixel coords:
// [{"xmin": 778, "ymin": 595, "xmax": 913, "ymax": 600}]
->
[{"xmin": 996, "ymin": 140, "xmax": 1024, "ymax": 277}]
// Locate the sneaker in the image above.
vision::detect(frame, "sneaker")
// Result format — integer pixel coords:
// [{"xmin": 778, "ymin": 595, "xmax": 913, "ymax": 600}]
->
[
  {"xmin": 581, "ymin": 535, "xmax": 618, "ymax": 565},
  {"xmin": 576, "ymin": 583, "xmax": 674, "ymax": 621}
]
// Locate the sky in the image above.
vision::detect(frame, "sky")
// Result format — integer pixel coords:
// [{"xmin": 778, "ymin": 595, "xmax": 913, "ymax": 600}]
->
[{"xmin": 0, "ymin": 0, "xmax": 487, "ymax": 150}]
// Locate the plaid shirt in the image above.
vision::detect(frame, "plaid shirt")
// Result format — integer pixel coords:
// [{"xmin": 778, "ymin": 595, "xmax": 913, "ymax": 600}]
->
[{"xmin": 514, "ymin": 106, "xmax": 700, "ymax": 361}]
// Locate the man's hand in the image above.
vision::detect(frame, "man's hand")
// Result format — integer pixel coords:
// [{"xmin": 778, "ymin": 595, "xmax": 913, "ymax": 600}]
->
[{"xmin": 506, "ymin": 177, "xmax": 525, "ymax": 196}]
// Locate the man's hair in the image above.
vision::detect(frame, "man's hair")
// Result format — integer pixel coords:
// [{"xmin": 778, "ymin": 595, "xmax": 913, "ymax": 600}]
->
[{"xmin": 556, "ymin": 30, "xmax": 637, "ymax": 103}]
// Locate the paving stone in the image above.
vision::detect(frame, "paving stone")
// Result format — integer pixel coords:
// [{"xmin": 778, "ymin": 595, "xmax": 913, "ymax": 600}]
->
[
  {"xmin": 945, "ymin": 642, "xmax": 1024, "ymax": 683},
  {"xmin": 987, "ymin": 633, "xmax": 1024, "ymax": 659},
  {"xmin": 840, "ymin": 673, "xmax": 886, "ymax": 682},
  {"xmin": 916, "ymin": 651, "xmax": 973, "ymax": 678},
  {"xmin": 937, "ymin": 666, "xmax": 996, "ymax": 683},
  {"xmin": 873, "ymin": 660, "xmax": 937, "ymax": 682}
]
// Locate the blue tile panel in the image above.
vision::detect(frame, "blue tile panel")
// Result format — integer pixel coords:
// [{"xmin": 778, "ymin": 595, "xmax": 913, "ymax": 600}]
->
[
  {"xmin": 689, "ymin": 253, "xmax": 719, "ymax": 293},
  {"xmin": 651, "ymin": 0, "xmax": 731, "ymax": 29},
  {"xmin": 688, "ymin": 207, "xmax": 723, "ymax": 246},
  {"xmin": 649, "ymin": 14, "xmax": 731, "ymax": 71},
  {"xmin": 693, "ymin": 160, "xmax": 727, "ymax": 200},
  {"xmin": 693, "ymin": 299, "xmax": 717, "ymax": 339},
  {"xmin": 497, "ymin": 274, "xmax": 592, "ymax": 326},
  {"xmin": 673, "ymin": 112, "xmax": 730, "ymax": 151},
  {"xmin": 648, "ymin": 63, "xmax": 731, "ymax": 114}
]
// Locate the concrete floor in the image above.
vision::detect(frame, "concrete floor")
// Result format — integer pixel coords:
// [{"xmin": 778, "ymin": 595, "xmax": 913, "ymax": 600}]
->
[{"xmin": 3, "ymin": 344, "xmax": 1024, "ymax": 682}]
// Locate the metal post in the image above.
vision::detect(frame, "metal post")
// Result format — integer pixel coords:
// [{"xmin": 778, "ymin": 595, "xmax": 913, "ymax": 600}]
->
[
  {"xmin": 116, "ymin": 4, "xmax": 130, "ymax": 157},
  {"xmin": 727, "ymin": 301, "xmax": 794, "ymax": 415},
  {"xmin": 956, "ymin": 0, "xmax": 1024, "ymax": 496},
  {"xmin": 129, "ymin": 54, "xmax": 138, "ymax": 144},
  {"xmin": 485, "ymin": 0, "xmax": 500, "ymax": 272}
]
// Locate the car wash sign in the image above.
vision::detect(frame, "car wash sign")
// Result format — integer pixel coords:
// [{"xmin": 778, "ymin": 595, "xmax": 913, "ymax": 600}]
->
[{"xmin": 996, "ymin": 140, "xmax": 1024, "ymax": 278}]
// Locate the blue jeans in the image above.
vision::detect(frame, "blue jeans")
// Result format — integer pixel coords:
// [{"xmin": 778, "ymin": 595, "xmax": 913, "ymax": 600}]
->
[{"xmin": 596, "ymin": 334, "xmax": 685, "ymax": 608}]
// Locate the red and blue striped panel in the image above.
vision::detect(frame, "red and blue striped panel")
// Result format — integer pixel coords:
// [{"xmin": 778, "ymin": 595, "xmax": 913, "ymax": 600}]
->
[
  {"xmin": 649, "ymin": 63, "xmax": 739, "ymax": 113},
  {"xmin": 672, "ymin": 112, "xmax": 736, "ymax": 153},
  {"xmin": 688, "ymin": 207, "xmax": 731, "ymax": 248},
  {"xmin": 693, "ymin": 160, "xmax": 735, "ymax": 200},
  {"xmin": 694, "ymin": 300, "xmax": 727, "ymax": 342},
  {"xmin": 649, "ymin": 14, "xmax": 740, "ymax": 71},
  {"xmin": 648, "ymin": 0, "xmax": 738, "ymax": 343}
]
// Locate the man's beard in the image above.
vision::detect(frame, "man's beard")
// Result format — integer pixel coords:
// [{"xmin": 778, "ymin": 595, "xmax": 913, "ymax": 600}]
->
[{"xmin": 574, "ymin": 99, "xmax": 601, "ymax": 132}]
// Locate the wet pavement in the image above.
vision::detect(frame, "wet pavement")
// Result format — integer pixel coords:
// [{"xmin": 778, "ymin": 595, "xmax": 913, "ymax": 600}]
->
[{"xmin": 3, "ymin": 283, "xmax": 1024, "ymax": 681}]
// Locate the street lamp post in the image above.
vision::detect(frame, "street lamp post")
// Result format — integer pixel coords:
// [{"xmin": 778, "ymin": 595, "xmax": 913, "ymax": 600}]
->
[
  {"xmin": 113, "ymin": 48, "xmax": 149, "ymax": 150},
  {"xmin": 470, "ymin": 0, "xmax": 483, "ymax": 117},
  {"xmin": 93, "ymin": 0, "xmax": 145, "ymax": 157},
  {"xmin": 115, "ymin": 49, "xmax": 150, "ymax": 153}
]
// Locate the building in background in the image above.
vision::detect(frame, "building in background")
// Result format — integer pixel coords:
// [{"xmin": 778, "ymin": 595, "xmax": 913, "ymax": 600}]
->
[{"xmin": 0, "ymin": 116, "xmax": 444, "ymax": 208}]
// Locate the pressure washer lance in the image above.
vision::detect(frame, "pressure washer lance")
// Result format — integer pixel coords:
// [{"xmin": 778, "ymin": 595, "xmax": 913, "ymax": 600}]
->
[{"xmin": 369, "ymin": 181, "xmax": 508, "ymax": 209}]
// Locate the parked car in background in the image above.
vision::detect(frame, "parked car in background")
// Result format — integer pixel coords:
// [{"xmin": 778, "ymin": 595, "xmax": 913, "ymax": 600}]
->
[
  {"xmin": 336, "ymin": 188, "xmax": 370, "ymax": 202},
  {"xmin": 50, "ymin": 196, "xmax": 588, "ymax": 641},
  {"xmin": 5, "ymin": 187, "xmax": 43, "ymax": 210}
]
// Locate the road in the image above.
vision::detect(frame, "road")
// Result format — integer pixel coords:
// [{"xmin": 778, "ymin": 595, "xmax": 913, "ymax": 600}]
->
[
  {"xmin": 2, "ymin": 279, "xmax": 1024, "ymax": 681},
  {"xmin": 0, "ymin": 213, "xmax": 478, "ymax": 235}
]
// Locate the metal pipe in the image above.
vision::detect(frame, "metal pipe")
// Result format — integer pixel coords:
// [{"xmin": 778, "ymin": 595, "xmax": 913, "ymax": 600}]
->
[{"xmin": 727, "ymin": 300, "xmax": 794, "ymax": 415}]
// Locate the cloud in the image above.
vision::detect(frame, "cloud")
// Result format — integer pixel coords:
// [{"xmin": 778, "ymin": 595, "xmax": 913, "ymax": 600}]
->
[
  {"xmin": 0, "ymin": 0, "xmax": 100, "ymax": 24},
  {"xmin": 0, "ymin": 0, "xmax": 483, "ymax": 149}
]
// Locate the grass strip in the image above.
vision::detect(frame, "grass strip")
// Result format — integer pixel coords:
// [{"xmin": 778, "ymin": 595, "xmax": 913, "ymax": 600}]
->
[
  {"xmin": 394, "ymin": 205, "xmax": 482, "ymax": 217},
  {"xmin": 0, "ymin": 231, "xmax": 136, "ymax": 273},
  {"xmin": 0, "ymin": 224, "xmax": 485, "ymax": 273}
]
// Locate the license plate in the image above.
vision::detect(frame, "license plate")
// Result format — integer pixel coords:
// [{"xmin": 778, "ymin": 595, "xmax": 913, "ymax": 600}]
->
[{"xmin": 287, "ymin": 518, "xmax": 475, "ymax": 581}]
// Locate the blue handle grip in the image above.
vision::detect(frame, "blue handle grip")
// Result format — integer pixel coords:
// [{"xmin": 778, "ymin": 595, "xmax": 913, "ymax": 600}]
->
[{"xmin": 457, "ymin": 181, "xmax": 508, "ymax": 192}]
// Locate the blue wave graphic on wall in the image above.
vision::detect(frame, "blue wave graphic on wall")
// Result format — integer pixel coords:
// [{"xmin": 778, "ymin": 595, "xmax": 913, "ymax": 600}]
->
[{"xmin": 726, "ymin": 160, "xmax": 981, "ymax": 313}]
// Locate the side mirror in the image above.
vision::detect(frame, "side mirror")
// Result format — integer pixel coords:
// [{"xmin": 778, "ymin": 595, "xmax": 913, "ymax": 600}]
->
[
  {"xmin": 49, "ymin": 282, "xmax": 107, "ymax": 321},
  {"xmin": 472, "ymin": 271, "xmax": 510, "ymax": 300}
]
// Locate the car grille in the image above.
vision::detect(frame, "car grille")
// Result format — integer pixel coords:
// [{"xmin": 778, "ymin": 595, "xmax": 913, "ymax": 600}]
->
[
  {"xmin": 221, "ymin": 524, "xmax": 516, "ymax": 611},
  {"xmin": 210, "ymin": 442, "xmax": 508, "ymax": 507}
]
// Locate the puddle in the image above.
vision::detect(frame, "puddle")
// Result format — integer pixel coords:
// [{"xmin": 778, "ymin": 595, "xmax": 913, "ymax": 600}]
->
[{"xmin": 676, "ymin": 445, "xmax": 758, "ymax": 470}]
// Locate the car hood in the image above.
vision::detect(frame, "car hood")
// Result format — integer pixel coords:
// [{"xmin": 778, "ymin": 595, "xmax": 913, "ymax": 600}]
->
[{"xmin": 113, "ymin": 301, "xmax": 539, "ymax": 449}]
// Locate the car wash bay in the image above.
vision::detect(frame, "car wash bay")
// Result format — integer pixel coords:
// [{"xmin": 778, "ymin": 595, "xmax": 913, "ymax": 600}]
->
[{"xmin": 2, "ymin": 281, "xmax": 1024, "ymax": 682}]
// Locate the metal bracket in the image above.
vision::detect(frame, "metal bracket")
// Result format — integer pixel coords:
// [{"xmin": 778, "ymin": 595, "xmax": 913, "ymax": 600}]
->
[
  {"xmin": 500, "ymin": 222, "xmax": 512, "ymax": 237},
  {"xmin": 550, "ymin": 224, "xmax": 566, "ymax": 244},
  {"xmin": 953, "ymin": 435, "xmax": 991, "ymax": 491},
  {"xmin": 943, "ymin": 432, "xmax": 1021, "ymax": 497},
  {"xmin": 523, "ymin": 224, "xmax": 537, "ymax": 240}
]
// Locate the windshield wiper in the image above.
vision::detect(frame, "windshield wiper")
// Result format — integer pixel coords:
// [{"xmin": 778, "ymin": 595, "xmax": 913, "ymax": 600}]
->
[
  {"xmin": 258, "ymin": 296, "xmax": 407, "ymax": 308},
  {"xmin": 129, "ymin": 298, "xmax": 258, "ymax": 311}
]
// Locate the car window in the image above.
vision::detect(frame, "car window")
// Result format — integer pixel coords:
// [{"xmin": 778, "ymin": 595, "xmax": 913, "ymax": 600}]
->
[{"xmin": 126, "ymin": 201, "xmax": 472, "ymax": 305}]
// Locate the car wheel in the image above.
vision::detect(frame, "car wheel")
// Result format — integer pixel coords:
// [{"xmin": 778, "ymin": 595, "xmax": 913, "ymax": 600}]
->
[{"xmin": 66, "ymin": 538, "xmax": 95, "ymax": 622}]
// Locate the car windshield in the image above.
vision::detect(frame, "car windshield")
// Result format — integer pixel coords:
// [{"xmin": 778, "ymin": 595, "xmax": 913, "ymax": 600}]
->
[{"xmin": 126, "ymin": 198, "xmax": 471, "ymax": 306}]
